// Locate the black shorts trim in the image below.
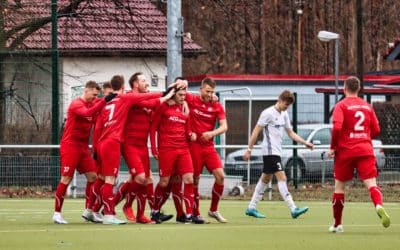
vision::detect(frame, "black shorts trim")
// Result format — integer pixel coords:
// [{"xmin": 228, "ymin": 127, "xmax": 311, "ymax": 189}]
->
[{"xmin": 262, "ymin": 155, "xmax": 283, "ymax": 174}]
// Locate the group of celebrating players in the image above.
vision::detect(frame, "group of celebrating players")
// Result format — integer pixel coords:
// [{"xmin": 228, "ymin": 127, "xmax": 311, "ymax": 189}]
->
[
  {"xmin": 52, "ymin": 73, "xmax": 391, "ymax": 232},
  {"xmin": 52, "ymin": 73, "xmax": 228, "ymax": 225}
]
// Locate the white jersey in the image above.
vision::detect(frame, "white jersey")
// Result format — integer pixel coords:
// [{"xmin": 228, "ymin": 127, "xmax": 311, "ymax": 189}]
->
[{"xmin": 257, "ymin": 105, "xmax": 292, "ymax": 156}]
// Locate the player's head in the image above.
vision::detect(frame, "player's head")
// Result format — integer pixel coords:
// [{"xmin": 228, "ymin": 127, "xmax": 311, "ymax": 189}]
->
[
  {"xmin": 110, "ymin": 75, "xmax": 125, "ymax": 91},
  {"xmin": 276, "ymin": 90, "xmax": 295, "ymax": 111},
  {"xmin": 173, "ymin": 86, "xmax": 187, "ymax": 104},
  {"xmin": 102, "ymin": 81, "xmax": 112, "ymax": 96},
  {"xmin": 173, "ymin": 76, "xmax": 189, "ymax": 89},
  {"xmin": 344, "ymin": 76, "xmax": 360, "ymax": 95},
  {"xmin": 200, "ymin": 77, "xmax": 216, "ymax": 102},
  {"xmin": 83, "ymin": 80, "xmax": 101, "ymax": 102},
  {"xmin": 129, "ymin": 72, "xmax": 149, "ymax": 93}
]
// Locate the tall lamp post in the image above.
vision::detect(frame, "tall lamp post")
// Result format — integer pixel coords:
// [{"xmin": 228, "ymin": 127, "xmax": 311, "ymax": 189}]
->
[{"xmin": 318, "ymin": 30, "xmax": 340, "ymax": 103}]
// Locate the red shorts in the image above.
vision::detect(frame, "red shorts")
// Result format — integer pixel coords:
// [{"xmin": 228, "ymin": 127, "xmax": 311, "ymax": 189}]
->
[
  {"xmin": 189, "ymin": 142, "xmax": 222, "ymax": 176},
  {"xmin": 158, "ymin": 148, "xmax": 193, "ymax": 177},
  {"xmin": 121, "ymin": 143, "xmax": 149, "ymax": 177},
  {"xmin": 334, "ymin": 154, "xmax": 377, "ymax": 181},
  {"xmin": 60, "ymin": 142, "xmax": 96, "ymax": 177},
  {"xmin": 97, "ymin": 138, "xmax": 121, "ymax": 177}
]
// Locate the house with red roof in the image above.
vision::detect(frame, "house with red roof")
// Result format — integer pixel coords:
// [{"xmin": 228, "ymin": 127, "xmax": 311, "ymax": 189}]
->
[{"xmin": 2, "ymin": 0, "xmax": 204, "ymax": 129}]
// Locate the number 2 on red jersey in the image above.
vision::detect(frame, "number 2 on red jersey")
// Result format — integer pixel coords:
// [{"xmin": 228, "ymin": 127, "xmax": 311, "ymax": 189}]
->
[{"xmin": 354, "ymin": 110, "xmax": 365, "ymax": 131}]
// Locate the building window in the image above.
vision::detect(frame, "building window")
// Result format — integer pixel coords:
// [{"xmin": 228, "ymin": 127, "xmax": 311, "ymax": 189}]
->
[{"xmin": 151, "ymin": 74, "xmax": 159, "ymax": 87}]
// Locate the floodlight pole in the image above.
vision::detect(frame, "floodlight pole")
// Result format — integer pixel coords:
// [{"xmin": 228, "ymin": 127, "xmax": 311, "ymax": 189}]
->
[
  {"xmin": 166, "ymin": 0, "xmax": 183, "ymax": 87},
  {"xmin": 318, "ymin": 30, "xmax": 340, "ymax": 104},
  {"xmin": 334, "ymin": 38, "xmax": 339, "ymax": 103}
]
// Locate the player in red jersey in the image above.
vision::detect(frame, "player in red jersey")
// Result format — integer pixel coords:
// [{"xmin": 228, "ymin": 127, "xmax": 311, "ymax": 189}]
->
[
  {"xmin": 184, "ymin": 77, "xmax": 228, "ymax": 223},
  {"xmin": 82, "ymin": 81, "xmax": 114, "ymax": 224},
  {"xmin": 328, "ymin": 76, "xmax": 390, "ymax": 232},
  {"xmin": 52, "ymin": 81, "xmax": 106, "ymax": 224},
  {"xmin": 113, "ymin": 72, "xmax": 173, "ymax": 223},
  {"xmin": 96, "ymin": 75, "xmax": 174, "ymax": 225},
  {"xmin": 149, "ymin": 86, "xmax": 204, "ymax": 224}
]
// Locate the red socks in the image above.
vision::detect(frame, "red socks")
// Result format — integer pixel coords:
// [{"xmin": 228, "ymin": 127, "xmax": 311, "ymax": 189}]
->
[
  {"xmin": 136, "ymin": 186, "xmax": 147, "ymax": 218},
  {"xmin": 101, "ymin": 183, "xmax": 115, "ymax": 215},
  {"xmin": 153, "ymin": 183, "xmax": 167, "ymax": 212},
  {"xmin": 113, "ymin": 182, "xmax": 130, "ymax": 207},
  {"xmin": 193, "ymin": 187, "xmax": 200, "ymax": 216},
  {"xmin": 210, "ymin": 183, "xmax": 224, "ymax": 212},
  {"xmin": 171, "ymin": 181, "xmax": 184, "ymax": 217},
  {"xmin": 54, "ymin": 182, "xmax": 68, "ymax": 212},
  {"xmin": 332, "ymin": 193, "xmax": 344, "ymax": 227},
  {"xmin": 183, "ymin": 183, "xmax": 194, "ymax": 216},
  {"xmin": 369, "ymin": 186, "xmax": 383, "ymax": 207},
  {"xmin": 91, "ymin": 178, "xmax": 105, "ymax": 212},
  {"xmin": 146, "ymin": 183, "xmax": 155, "ymax": 211},
  {"xmin": 85, "ymin": 181, "xmax": 94, "ymax": 209}
]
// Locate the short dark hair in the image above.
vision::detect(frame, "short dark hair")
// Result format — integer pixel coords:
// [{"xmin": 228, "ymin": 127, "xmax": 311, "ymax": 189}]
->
[
  {"xmin": 85, "ymin": 80, "xmax": 100, "ymax": 90},
  {"xmin": 110, "ymin": 75, "xmax": 125, "ymax": 90},
  {"xmin": 201, "ymin": 77, "xmax": 216, "ymax": 88},
  {"xmin": 128, "ymin": 72, "xmax": 143, "ymax": 89},
  {"xmin": 174, "ymin": 76, "xmax": 186, "ymax": 81},
  {"xmin": 102, "ymin": 81, "xmax": 111, "ymax": 90},
  {"xmin": 344, "ymin": 76, "xmax": 360, "ymax": 93},
  {"xmin": 278, "ymin": 90, "xmax": 295, "ymax": 104}
]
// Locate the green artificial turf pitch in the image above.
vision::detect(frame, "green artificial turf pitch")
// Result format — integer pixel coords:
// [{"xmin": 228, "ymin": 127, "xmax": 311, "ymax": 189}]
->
[{"xmin": 0, "ymin": 199, "xmax": 399, "ymax": 250}]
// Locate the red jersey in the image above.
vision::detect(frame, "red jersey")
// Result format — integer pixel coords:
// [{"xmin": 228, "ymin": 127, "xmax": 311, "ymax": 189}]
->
[
  {"xmin": 123, "ymin": 97, "xmax": 161, "ymax": 146},
  {"xmin": 61, "ymin": 97, "xmax": 105, "ymax": 146},
  {"xmin": 97, "ymin": 92, "xmax": 161, "ymax": 143},
  {"xmin": 330, "ymin": 97, "xmax": 380, "ymax": 157},
  {"xmin": 150, "ymin": 102, "xmax": 192, "ymax": 152},
  {"xmin": 185, "ymin": 93, "xmax": 226, "ymax": 146}
]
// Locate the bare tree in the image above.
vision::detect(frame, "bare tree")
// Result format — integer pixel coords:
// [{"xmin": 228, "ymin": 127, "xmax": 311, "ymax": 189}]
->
[
  {"xmin": 0, "ymin": 0, "xmax": 86, "ymax": 143},
  {"xmin": 182, "ymin": 0, "xmax": 400, "ymax": 76},
  {"xmin": 0, "ymin": 0, "xmax": 162, "ymax": 144}
]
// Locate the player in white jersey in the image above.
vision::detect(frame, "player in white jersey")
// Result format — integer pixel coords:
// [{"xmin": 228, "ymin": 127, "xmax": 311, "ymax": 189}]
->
[{"xmin": 243, "ymin": 90, "xmax": 314, "ymax": 219}]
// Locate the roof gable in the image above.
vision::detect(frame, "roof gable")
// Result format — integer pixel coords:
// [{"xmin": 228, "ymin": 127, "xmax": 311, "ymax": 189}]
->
[{"xmin": 4, "ymin": 0, "xmax": 204, "ymax": 55}]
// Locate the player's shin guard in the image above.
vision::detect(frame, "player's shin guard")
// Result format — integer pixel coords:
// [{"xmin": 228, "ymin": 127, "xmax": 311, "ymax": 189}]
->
[
  {"xmin": 183, "ymin": 183, "xmax": 194, "ymax": 216},
  {"xmin": 85, "ymin": 181, "xmax": 95, "ymax": 209},
  {"xmin": 54, "ymin": 182, "xmax": 68, "ymax": 212},
  {"xmin": 332, "ymin": 193, "xmax": 344, "ymax": 227},
  {"xmin": 369, "ymin": 186, "xmax": 383, "ymax": 207},
  {"xmin": 210, "ymin": 183, "xmax": 224, "ymax": 212},
  {"xmin": 193, "ymin": 187, "xmax": 200, "ymax": 216},
  {"xmin": 172, "ymin": 181, "xmax": 184, "ymax": 217},
  {"xmin": 101, "ymin": 183, "xmax": 115, "ymax": 215},
  {"xmin": 114, "ymin": 181, "xmax": 130, "ymax": 207}
]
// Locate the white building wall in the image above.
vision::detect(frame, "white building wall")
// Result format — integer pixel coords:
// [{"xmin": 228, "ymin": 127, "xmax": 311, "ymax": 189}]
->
[{"xmin": 61, "ymin": 56, "xmax": 166, "ymax": 115}]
